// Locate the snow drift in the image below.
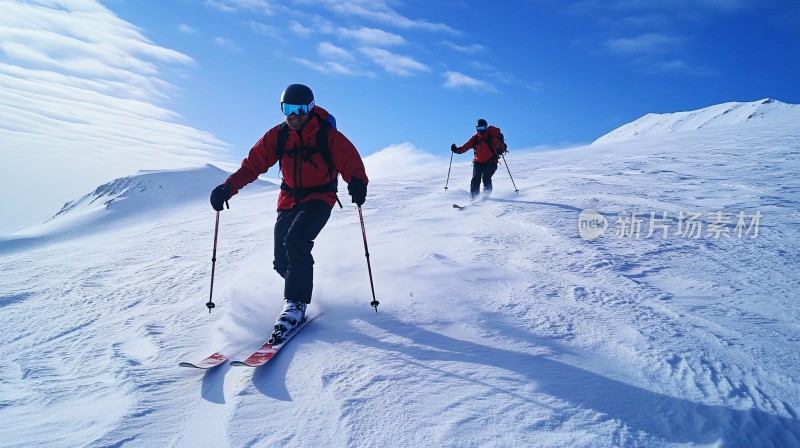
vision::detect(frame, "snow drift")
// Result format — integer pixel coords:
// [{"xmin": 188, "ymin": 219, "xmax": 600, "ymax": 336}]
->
[
  {"xmin": 3, "ymin": 164, "xmax": 275, "ymax": 247},
  {"xmin": 1, "ymin": 99, "xmax": 799, "ymax": 447},
  {"xmin": 593, "ymin": 98, "xmax": 799, "ymax": 145}
]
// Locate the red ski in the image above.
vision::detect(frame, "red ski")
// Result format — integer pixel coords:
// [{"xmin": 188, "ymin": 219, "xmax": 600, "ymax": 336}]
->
[
  {"xmin": 179, "ymin": 347, "xmax": 230, "ymax": 369},
  {"xmin": 230, "ymin": 314, "xmax": 318, "ymax": 367}
]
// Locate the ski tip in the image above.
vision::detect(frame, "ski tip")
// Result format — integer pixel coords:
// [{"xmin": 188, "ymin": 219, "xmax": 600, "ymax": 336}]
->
[
  {"xmin": 179, "ymin": 362, "xmax": 219, "ymax": 369},
  {"xmin": 179, "ymin": 361, "xmax": 226, "ymax": 369},
  {"xmin": 229, "ymin": 361, "xmax": 256, "ymax": 367}
]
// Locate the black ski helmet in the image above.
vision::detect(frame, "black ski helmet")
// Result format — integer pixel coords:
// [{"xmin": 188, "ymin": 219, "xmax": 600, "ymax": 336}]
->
[
  {"xmin": 281, "ymin": 83, "xmax": 315, "ymax": 108},
  {"xmin": 476, "ymin": 118, "xmax": 488, "ymax": 128}
]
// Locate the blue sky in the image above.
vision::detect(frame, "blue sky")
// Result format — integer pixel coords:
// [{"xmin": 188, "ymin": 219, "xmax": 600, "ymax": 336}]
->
[
  {"xmin": 106, "ymin": 0, "xmax": 799, "ymax": 156},
  {"xmin": 0, "ymin": 0, "xmax": 798, "ymax": 232}
]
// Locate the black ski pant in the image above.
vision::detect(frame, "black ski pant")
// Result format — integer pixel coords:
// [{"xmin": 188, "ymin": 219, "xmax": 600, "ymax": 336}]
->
[
  {"xmin": 470, "ymin": 161, "xmax": 498, "ymax": 197},
  {"xmin": 273, "ymin": 200, "xmax": 332, "ymax": 304}
]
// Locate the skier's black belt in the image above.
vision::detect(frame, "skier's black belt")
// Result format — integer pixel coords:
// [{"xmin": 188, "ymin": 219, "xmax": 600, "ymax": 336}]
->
[{"xmin": 280, "ymin": 180, "xmax": 342, "ymax": 208}]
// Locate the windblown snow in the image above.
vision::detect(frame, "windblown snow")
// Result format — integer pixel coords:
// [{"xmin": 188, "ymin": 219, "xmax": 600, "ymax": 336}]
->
[
  {"xmin": 1, "ymin": 100, "xmax": 799, "ymax": 447},
  {"xmin": 593, "ymin": 98, "xmax": 797, "ymax": 145}
]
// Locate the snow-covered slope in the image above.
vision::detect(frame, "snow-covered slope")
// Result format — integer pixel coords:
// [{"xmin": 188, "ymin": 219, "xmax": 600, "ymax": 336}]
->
[
  {"xmin": 53, "ymin": 165, "xmax": 234, "ymax": 219},
  {"xmin": 1, "ymin": 105, "xmax": 799, "ymax": 447},
  {"xmin": 593, "ymin": 98, "xmax": 799, "ymax": 145},
  {"xmin": 1, "ymin": 164, "xmax": 275, "ymax": 251}
]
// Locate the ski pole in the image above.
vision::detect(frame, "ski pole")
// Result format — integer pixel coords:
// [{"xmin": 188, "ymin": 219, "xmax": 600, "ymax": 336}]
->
[
  {"xmin": 444, "ymin": 151, "xmax": 454, "ymax": 193},
  {"xmin": 500, "ymin": 153, "xmax": 519, "ymax": 194},
  {"xmin": 357, "ymin": 205, "xmax": 380, "ymax": 312},
  {"xmin": 207, "ymin": 201, "xmax": 228, "ymax": 313}
]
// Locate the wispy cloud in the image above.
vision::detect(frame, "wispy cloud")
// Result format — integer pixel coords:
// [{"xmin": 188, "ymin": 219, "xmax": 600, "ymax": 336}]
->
[
  {"xmin": 605, "ymin": 33, "xmax": 684, "ymax": 55},
  {"xmin": 178, "ymin": 24, "xmax": 197, "ymax": 34},
  {"xmin": 230, "ymin": 2, "xmax": 446, "ymax": 81},
  {"xmin": 442, "ymin": 71, "xmax": 497, "ymax": 92},
  {"xmin": 291, "ymin": 43, "xmax": 364, "ymax": 76},
  {"xmin": 359, "ymin": 47, "xmax": 431, "ymax": 77},
  {"xmin": 323, "ymin": 1, "xmax": 457, "ymax": 34},
  {"xmin": 249, "ymin": 21, "xmax": 280, "ymax": 38},
  {"xmin": 0, "ymin": 6, "xmax": 193, "ymax": 78},
  {"xmin": 204, "ymin": 0, "xmax": 238, "ymax": 13},
  {"xmin": 204, "ymin": 0, "xmax": 276, "ymax": 15},
  {"xmin": 213, "ymin": 37, "xmax": 243, "ymax": 53},
  {"xmin": 568, "ymin": 0, "xmax": 750, "ymax": 76},
  {"xmin": 338, "ymin": 27, "xmax": 407, "ymax": 46},
  {"xmin": 646, "ymin": 59, "xmax": 720, "ymax": 76},
  {"xmin": 318, "ymin": 42, "xmax": 356, "ymax": 61},
  {"xmin": 441, "ymin": 41, "xmax": 487, "ymax": 54},
  {"xmin": 0, "ymin": 0, "xmax": 225, "ymax": 231},
  {"xmin": 568, "ymin": 0, "xmax": 750, "ymax": 15},
  {"xmin": 293, "ymin": 57, "xmax": 368, "ymax": 77},
  {"xmin": 290, "ymin": 20, "xmax": 315, "ymax": 37},
  {"xmin": 602, "ymin": 33, "xmax": 719, "ymax": 76}
]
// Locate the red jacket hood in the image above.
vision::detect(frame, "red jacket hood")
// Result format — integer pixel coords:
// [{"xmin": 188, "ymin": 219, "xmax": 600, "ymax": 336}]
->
[{"xmin": 311, "ymin": 105, "xmax": 331, "ymax": 124}]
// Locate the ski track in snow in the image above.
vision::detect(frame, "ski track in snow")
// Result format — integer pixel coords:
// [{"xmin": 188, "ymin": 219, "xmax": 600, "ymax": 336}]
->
[{"xmin": 1, "ymin": 112, "xmax": 799, "ymax": 447}]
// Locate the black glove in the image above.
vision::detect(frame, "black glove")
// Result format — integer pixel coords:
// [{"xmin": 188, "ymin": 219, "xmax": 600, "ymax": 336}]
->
[
  {"xmin": 348, "ymin": 177, "xmax": 367, "ymax": 207},
  {"xmin": 496, "ymin": 145, "xmax": 505, "ymax": 155},
  {"xmin": 210, "ymin": 183, "xmax": 231, "ymax": 211},
  {"xmin": 451, "ymin": 143, "xmax": 458, "ymax": 153}
]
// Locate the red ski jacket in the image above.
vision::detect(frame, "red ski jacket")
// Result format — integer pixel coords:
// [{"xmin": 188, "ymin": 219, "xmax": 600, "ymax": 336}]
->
[
  {"xmin": 224, "ymin": 106, "xmax": 368, "ymax": 210},
  {"xmin": 454, "ymin": 125, "xmax": 507, "ymax": 164}
]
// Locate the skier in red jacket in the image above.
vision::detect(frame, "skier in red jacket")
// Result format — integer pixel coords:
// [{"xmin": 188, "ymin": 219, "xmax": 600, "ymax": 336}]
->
[
  {"xmin": 210, "ymin": 84, "xmax": 369, "ymax": 343},
  {"xmin": 451, "ymin": 118, "xmax": 507, "ymax": 199}
]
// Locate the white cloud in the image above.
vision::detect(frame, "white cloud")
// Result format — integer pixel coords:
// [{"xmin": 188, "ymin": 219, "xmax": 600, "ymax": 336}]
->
[
  {"xmin": 605, "ymin": 33, "xmax": 683, "ymax": 54},
  {"xmin": 441, "ymin": 41, "xmax": 486, "ymax": 54},
  {"xmin": 178, "ymin": 24, "xmax": 197, "ymax": 34},
  {"xmin": 249, "ymin": 21, "xmax": 279, "ymax": 38},
  {"xmin": 0, "ymin": 1, "xmax": 226, "ymax": 233},
  {"xmin": 323, "ymin": 60, "xmax": 360, "ymax": 76},
  {"xmin": 602, "ymin": 33, "xmax": 717, "ymax": 75},
  {"xmin": 294, "ymin": 43, "xmax": 377, "ymax": 77},
  {"xmin": 204, "ymin": 0, "xmax": 237, "ymax": 13},
  {"xmin": 292, "ymin": 57, "xmax": 367, "ymax": 77},
  {"xmin": 0, "ymin": 6, "xmax": 193, "ymax": 76},
  {"xmin": 290, "ymin": 20, "xmax": 314, "ymax": 37},
  {"xmin": 324, "ymin": 1, "xmax": 458, "ymax": 34},
  {"xmin": 442, "ymin": 71, "xmax": 497, "ymax": 92},
  {"xmin": 204, "ymin": 0, "xmax": 275, "ymax": 15},
  {"xmin": 338, "ymin": 27, "xmax": 406, "ymax": 46},
  {"xmin": 646, "ymin": 59, "xmax": 719, "ymax": 76},
  {"xmin": 214, "ymin": 37, "xmax": 243, "ymax": 53},
  {"xmin": 569, "ymin": 0, "xmax": 749, "ymax": 14},
  {"xmin": 359, "ymin": 47, "xmax": 430, "ymax": 77},
  {"xmin": 318, "ymin": 42, "xmax": 355, "ymax": 61},
  {"xmin": 569, "ymin": 0, "xmax": 748, "ymax": 72}
]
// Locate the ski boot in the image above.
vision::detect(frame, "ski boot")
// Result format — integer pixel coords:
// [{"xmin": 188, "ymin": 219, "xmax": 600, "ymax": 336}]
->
[{"xmin": 268, "ymin": 300, "xmax": 307, "ymax": 345}]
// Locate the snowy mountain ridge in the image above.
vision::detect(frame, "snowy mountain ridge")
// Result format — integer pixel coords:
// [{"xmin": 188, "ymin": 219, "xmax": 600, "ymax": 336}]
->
[
  {"xmin": 1, "ymin": 99, "xmax": 799, "ymax": 447},
  {"xmin": 9, "ymin": 98, "xmax": 795, "ymax": 238},
  {"xmin": 51, "ymin": 164, "xmax": 251, "ymax": 219},
  {"xmin": 593, "ymin": 98, "xmax": 799, "ymax": 145},
  {"xmin": 13, "ymin": 165, "xmax": 272, "ymax": 238}
]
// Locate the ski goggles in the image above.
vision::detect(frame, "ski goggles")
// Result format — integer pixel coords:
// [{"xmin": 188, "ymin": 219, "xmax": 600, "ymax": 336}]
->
[
  {"xmin": 281, "ymin": 100, "xmax": 315, "ymax": 117},
  {"xmin": 476, "ymin": 125, "xmax": 487, "ymax": 132}
]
